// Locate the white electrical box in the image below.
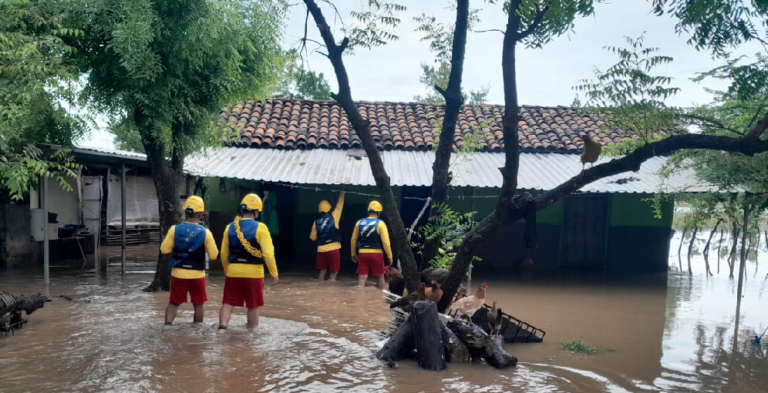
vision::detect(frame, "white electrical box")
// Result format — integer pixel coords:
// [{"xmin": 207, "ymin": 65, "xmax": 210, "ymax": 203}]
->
[{"xmin": 30, "ymin": 209, "xmax": 59, "ymax": 241}]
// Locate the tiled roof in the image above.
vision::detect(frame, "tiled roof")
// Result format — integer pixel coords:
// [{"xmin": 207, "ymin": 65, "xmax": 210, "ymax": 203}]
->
[{"xmin": 219, "ymin": 99, "xmax": 629, "ymax": 154}]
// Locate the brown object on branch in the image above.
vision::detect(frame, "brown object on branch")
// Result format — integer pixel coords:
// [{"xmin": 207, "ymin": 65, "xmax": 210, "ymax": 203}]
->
[
  {"xmin": 447, "ymin": 282, "xmax": 487, "ymax": 317},
  {"xmin": 376, "ymin": 319, "xmax": 414, "ymax": 362},
  {"xmin": 390, "ymin": 283, "xmax": 426, "ymax": 311},
  {"xmin": 420, "ymin": 268, "xmax": 450, "ymax": 286},
  {"xmin": 425, "ymin": 280, "xmax": 443, "ymax": 304},
  {"xmin": 580, "ymin": 134, "xmax": 603, "ymax": 170},
  {"xmin": 387, "ymin": 267, "xmax": 405, "ymax": 296},
  {"xmin": 411, "ymin": 301, "xmax": 446, "ymax": 371}
]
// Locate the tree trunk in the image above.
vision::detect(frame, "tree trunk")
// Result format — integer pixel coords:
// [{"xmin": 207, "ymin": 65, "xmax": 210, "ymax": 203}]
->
[
  {"xmin": 376, "ymin": 319, "xmax": 414, "ymax": 362},
  {"xmin": 735, "ymin": 195, "xmax": 749, "ymax": 322},
  {"xmin": 440, "ymin": 322, "xmax": 471, "ymax": 363},
  {"xmin": 703, "ymin": 220, "xmax": 722, "ymax": 259},
  {"xmin": 303, "ymin": 0, "xmax": 420, "ymax": 292},
  {"xmin": 138, "ymin": 113, "xmax": 183, "ymax": 292},
  {"xmin": 422, "ymin": 0, "xmax": 470, "ymax": 265},
  {"xmin": 717, "ymin": 228, "xmax": 724, "ymax": 273},
  {"xmin": 411, "ymin": 301, "xmax": 446, "ymax": 371},
  {"xmin": 484, "ymin": 335, "xmax": 518, "ymax": 369},
  {"xmin": 729, "ymin": 222, "xmax": 740, "ymax": 278},
  {"xmin": 446, "ymin": 319, "xmax": 518, "ymax": 368},
  {"xmin": 677, "ymin": 228, "xmax": 687, "ymax": 273},
  {"xmin": 687, "ymin": 226, "xmax": 697, "ymax": 275}
]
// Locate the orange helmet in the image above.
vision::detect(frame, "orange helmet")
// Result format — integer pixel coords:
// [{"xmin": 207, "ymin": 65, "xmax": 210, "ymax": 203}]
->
[{"xmin": 318, "ymin": 200, "xmax": 331, "ymax": 213}]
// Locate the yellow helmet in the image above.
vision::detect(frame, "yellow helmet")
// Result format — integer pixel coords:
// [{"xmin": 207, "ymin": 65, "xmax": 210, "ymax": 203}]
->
[
  {"xmin": 318, "ymin": 200, "xmax": 332, "ymax": 213},
  {"xmin": 368, "ymin": 200, "xmax": 383, "ymax": 212},
  {"xmin": 183, "ymin": 195, "xmax": 205, "ymax": 213},
  {"xmin": 239, "ymin": 193, "xmax": 263, "ymax": 212}
]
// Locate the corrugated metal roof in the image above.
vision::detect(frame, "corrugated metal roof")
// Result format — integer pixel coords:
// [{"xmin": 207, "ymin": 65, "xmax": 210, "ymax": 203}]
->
[
  {"xmin": 73, "ymin": 145, "xmax": 147, "ymax": 160},
  {"xmin": 185, "ymin": 147, "xmax": 716, "ymax": 194}
]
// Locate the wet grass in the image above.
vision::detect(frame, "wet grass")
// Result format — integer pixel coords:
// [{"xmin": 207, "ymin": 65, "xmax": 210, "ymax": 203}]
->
[{"xmin": 561, "ymin": 339, "xmax": 598, "ymax": 354}]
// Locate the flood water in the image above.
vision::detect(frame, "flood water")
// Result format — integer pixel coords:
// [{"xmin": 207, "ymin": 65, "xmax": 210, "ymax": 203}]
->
[{"xmin": 1, "ymin": 240, "xmax": 767, "ymax": 392}]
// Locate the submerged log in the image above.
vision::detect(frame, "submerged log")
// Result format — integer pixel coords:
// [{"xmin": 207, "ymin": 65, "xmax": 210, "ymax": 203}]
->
[
  {"xmin": 411, "ymin": 301, "xmax": 446, "ymax": 371},
  {"xmin": 440, "ymin": 323, "xmax": 471, "ymax": 363},
  {"xmin": 447, "ymin": 319, "xmax": 518, "ymax": 369},
  {"xmin": 376, "ymin": 319, "xmax": 415, "ymax": 362},
  {"xmin": 0, "ymin": 291, "xmax": 50, "ymax": 316},
  {"xmin": 484, "ymin": 335, "xmax": 518, "ymax": 369}
]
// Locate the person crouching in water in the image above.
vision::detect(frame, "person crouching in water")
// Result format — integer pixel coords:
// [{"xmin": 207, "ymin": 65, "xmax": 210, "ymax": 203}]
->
[
  {"xmin": 310, "ymin": 191, "xmax": 345, "ymax": 281},
  {"xmin": 218, "ymin": 193, "xmax": 278, "ymax": 330},
  {"xmin": 160, "ymin": 196, "xmax": 219, "ymax": 325},
  {"xmin": 351, "ymin": 201, "xmax": 392, "ymax": 289}
]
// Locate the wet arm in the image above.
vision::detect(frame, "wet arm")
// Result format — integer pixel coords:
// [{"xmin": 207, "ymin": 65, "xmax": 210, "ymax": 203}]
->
[
  {"xmin": 351, "ymin": 221, "xmax": 359, "ymax": 257},
  {"xmin": 332, "ymin": 192, "xmax": 345, "ymax": 225},
  {"xmin": 309, "ymin": 222, "xmax": 317, "ymax": 241},
  {"xmin": 257, "ymin": 224, "xmax": 278, "ymax": 277},
  {"xmin": 379, "ymin": 222, "xmax": 393, "ymax": 261},
  {"xmin": 221, "ymin": 225, "xmax": 230, "ymax": 274},
  {"xmin": 204, "ymin": 229, "xmax": 219, "ymax": 260},
  {"xmin": 160, "ymin": 226, "xmax": 175, "ymax": 254}
]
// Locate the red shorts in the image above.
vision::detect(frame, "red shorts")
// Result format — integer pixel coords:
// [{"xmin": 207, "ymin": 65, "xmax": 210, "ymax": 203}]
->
[
  {"xmin": 222, "ymin": 277, "xmax": 264, "ymax": 309},
  {"xmin": 169, "ymin": 276, "xmax": 207, "ymax": 305},
  {"xmin": 357, "ymin": 253, "xmax": 385, "ymax": 277},
  {"xmin": 316, "ymin": 250, "xmax": 341, "ymax": 272}
]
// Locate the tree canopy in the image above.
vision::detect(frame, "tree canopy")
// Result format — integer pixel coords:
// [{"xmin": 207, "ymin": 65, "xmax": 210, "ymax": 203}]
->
[{"xmin": 0, "ymin": 0, "xmax": 85, "ymax": 201}]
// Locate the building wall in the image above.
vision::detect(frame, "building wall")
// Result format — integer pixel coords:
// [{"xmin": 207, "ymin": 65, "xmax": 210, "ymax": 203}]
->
[
  {"xmin": 201, "ymin": 178, "xmax": 673, "ymax": 274},
  {"xmin": 0, "ymin": 202, "xmax": 42, "ymax": 268},
  {"xmin": 606, "ymin": 193, "xmax": 674, "ymax": 272}
]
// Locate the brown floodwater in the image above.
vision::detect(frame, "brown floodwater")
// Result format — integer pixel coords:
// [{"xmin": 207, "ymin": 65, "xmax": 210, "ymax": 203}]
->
[{"xmin": 1, "ymin": 243, "xmax": 767, "ymax": 392}]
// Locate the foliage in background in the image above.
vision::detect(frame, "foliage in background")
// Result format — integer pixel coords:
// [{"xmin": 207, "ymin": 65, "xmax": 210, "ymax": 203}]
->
[
  {"xmin": 274, "ymin": 49, "xmax": 332, "ymax": 100},
  {"xmin": 346, "ymin": 0, "xmax": 406, "ymax": 51},
  {"xmin": 0, "ymin": 0, "xmax": 87, "ymax": 200},
  {"xmin": 412, "ymin": 203, "xmax": 479, "ymax": 270},
  {"xmin": 412, "ymin": 4, "xmax": 489, "ymax": 104},
  {"xmin": 575, "ymin": 35, "xmax": 681, "ymax": 155},
  {"xmin": 62, "ymin": 0, "xmax": 287, "ymax": 291}
]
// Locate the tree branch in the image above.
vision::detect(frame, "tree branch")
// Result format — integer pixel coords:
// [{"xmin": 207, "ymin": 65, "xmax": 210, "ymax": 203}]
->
[
  {"xmin": 303, "ymin": 0, "xmax": 421, "ymax": 291},
  {"xmin": 475, "ymin": 29, "xmax": 505, "ymax": 35},
  {"xmin": 535, "ymin": 124, "xmax": 768, "ymax": 212},
  {"xmin": 677, "ymin": 113, "xmax": 745, "ymax": 136},
  {"xmin": 517, "ymin": 5, "xmax": 548, "ymax": 41},
  {"xmin": 433, "ymin": 84, "xmax": 447, "ymax": 98}
]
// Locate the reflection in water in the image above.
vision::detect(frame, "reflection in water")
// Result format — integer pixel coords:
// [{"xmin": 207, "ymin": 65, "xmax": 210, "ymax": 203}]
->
[{"xmin": 0, "ymin": 244, "xmax": 766, "ymax": 392}]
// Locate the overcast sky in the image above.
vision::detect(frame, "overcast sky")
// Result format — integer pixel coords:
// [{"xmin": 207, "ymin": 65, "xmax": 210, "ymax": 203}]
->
[{"xmin": 80, "ymin": 0, "xmax": 761, "ymax": 149}]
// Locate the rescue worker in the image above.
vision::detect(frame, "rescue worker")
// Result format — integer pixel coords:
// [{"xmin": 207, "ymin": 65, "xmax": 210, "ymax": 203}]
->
[
  {"xmin": 310, "ymin": 191, "xmax": 345, "ymax": 281},
  {"xmin": 218, "ymin": 193, "xmax": 278, "ymax": 330},
  {"xmin": 160, "ymin": 195, "xmax": 218, "ymax": 325},
  {"xmin": 350, "ymin": 200, "xmax": 392, "ymax": 289}
]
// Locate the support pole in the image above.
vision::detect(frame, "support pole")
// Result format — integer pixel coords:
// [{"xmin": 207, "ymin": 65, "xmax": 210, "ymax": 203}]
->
[
  {"xmin": 121, "ymin": 163, "xmax": 127, "ymax": 275},
  {"xmin": 43, "ymin": 175, "xmax": 49, "ymax": 285}
]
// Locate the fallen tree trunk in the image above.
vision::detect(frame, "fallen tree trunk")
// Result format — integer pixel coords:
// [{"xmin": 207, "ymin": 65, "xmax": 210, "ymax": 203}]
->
[
  {"xmin": 484, "ymin": 335, "xmax": 518, "ymax": 369},
  {"xmin": 446, "ymin": 319, "xmax": 518, "ymax": 369},
  {"xmin": 440, "ymin": 323, "xmax": 471, "ymax": 363},
  {"xmin": 376, "ymin": 319, "xmax": 414, "ymax": 362},
  {"xmin": 411, "ymin": 301, "xmax": 446, "ymax": 371}
]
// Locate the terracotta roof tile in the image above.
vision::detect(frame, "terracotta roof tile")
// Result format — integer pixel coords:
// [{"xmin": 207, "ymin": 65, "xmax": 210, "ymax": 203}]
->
[{"xmin": 220, "ymin": 98, "xmax": 641, "ymax": 153}]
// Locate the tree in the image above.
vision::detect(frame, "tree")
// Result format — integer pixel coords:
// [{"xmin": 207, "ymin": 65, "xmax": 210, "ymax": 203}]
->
[
  {"xmin": 64, "ymin": 0, "xmax": 286, "ymax": 291},
  {"xmin": 0, "ymin": 0, "xmax": 85, "ymax": 201},
  {"xmin": 275, "ymin": 49, "xmax": 333, "ymax": 100},
  {"xmin": 303, "ymin": 0, "xmax": 768, "ymax": 311}
]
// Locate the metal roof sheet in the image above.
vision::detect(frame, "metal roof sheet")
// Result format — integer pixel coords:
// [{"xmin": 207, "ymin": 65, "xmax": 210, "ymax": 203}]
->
[{"xmin": 185, "ymin": 148, "xmax": 716, "ymax": 194}]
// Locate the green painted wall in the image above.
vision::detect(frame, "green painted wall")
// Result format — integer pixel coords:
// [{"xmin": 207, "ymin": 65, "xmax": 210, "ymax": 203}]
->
[{"xmin": 609, "ymin": 193, "xmax": 673, "ymax": 228}]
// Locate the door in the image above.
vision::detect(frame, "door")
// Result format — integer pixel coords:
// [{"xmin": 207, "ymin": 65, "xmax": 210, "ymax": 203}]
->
[
  {"xmin": 560, "ymin": 194, "xmax": 610, "ymax": 269},
  {"xmin": 82, "ymin": 176, "xmax": 103, "ymax": 248}
]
